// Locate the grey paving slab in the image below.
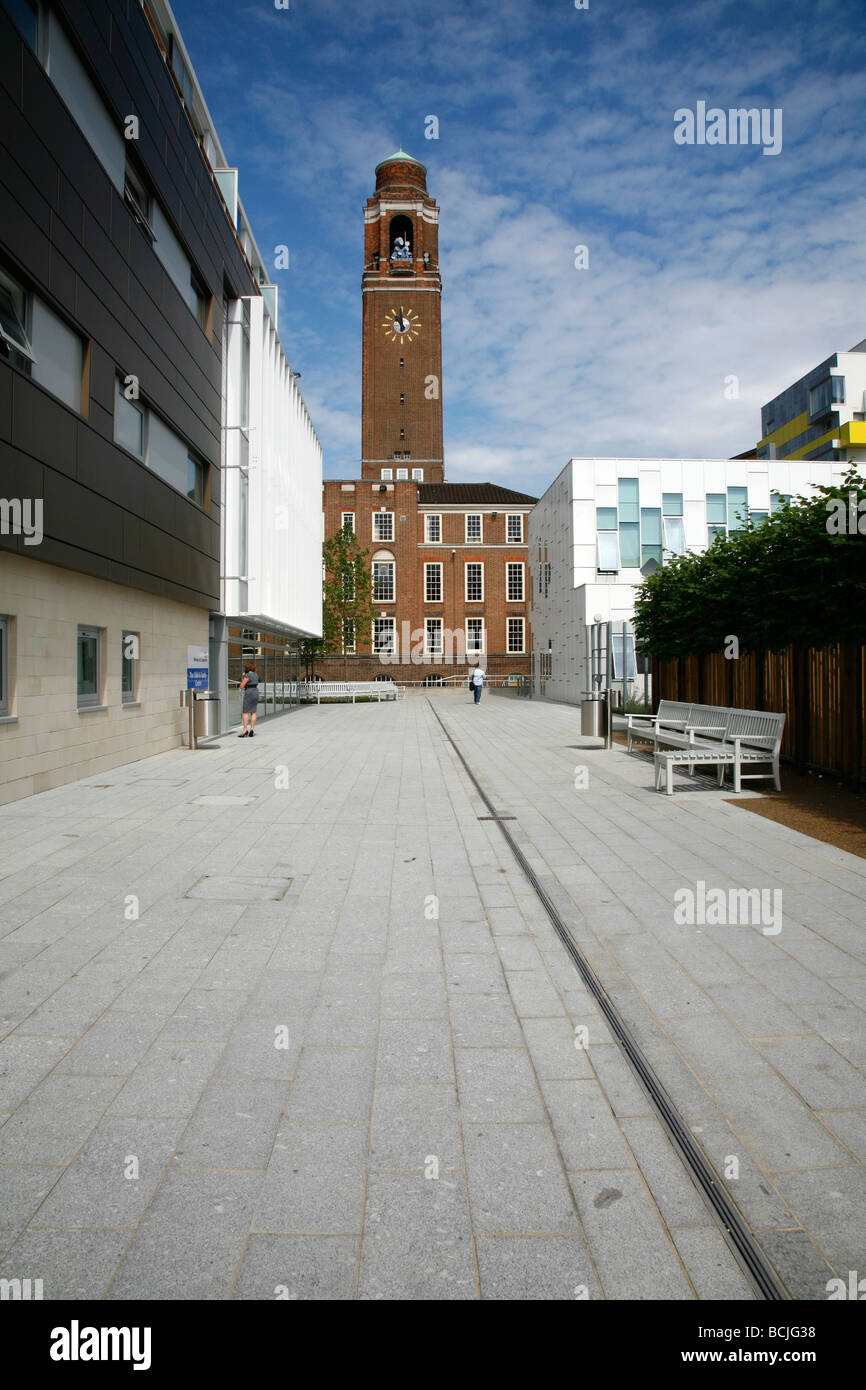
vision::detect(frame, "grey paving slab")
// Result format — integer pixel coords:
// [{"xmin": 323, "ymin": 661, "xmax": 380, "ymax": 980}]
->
[
  {"xmin": 369, "ymin": 1082, "xmax": 462, "ymax": 1173},
  {"xmin": 215, "ymin": 1016, "xmax": 301, "ymax": 1081},
  {"xmin": 757, "ymin": 1036, "xmax": 866, "ymax": 1110},
  {"xmin": 475, "ymin": 1234, "xmax": 601, "ymax": 1300},
  {"xmin": 284, "ymin": 1047, "xmax": 376, "ymax": 1124},
  {"xmin": 0, "ymin": 1227, "xmax": 132, "ymax": 1300},
  {"xmin": 816, "ymin": 1108, "xmax": 866, "ymax": 1164},
  {"xmin": 173, "ymin": 1079, "xmax": 289, "ymax": 1170},
  {"xmin": 568, "ymin": 1170, "xmax": 695, "ymax": 1299},
  {"xmin": 376, "ymin": 1019, "xmax": 453, "ymax": 1085},
  {"xmin": 0, "ymin": 1034, "xmax": 71, "ymax": 1108},
  {"xmin": 28, "ymin": 1116, "xmax": 184, "ymax": 1228},
  {"xmin": 232, "ymin": 1234, "xmax": 358, "ymax": 1300},
  {"xmin": 447, "ymin": 991, "xmax": 523, "ymax": 1047},
  {"xmin": 618, "ymin": 1117, "xmax": 712, "ymax": 1228},
  {"xmin": 380, "ymin": 971, "xmax": 447, "ymax": 1019},
  {"xmin": 670, "ymin": 1227, "xmax": 756, "ymax": 1300},
  {"xmin": 504, "ymin": 970, "xmax": 564, "ymax": 1018},
  {"xmin": 0, "ymin": 1073, "xmax": 122, "ymax": 1164},
  {"xmin": 541, "ymin": 1078, "xmax": 636, "ymax": 1171},
  {"xmin": 107, "ymin": 1169, "xmax": 262, "ymax": 1300},
  {"xmin": 358, "ymin": 1173, "xmax": 476, "ymax": 1299},
  {"xmin": 159, "ymin": 989, "xmax": 249, "ymax": 1043},
  {"xmin": 253, "ymin": 1124, "xmax": 368, "ymax": 1234},
  {"xmin": 520, "ymin": 1018, "xmax": 595, "ymax": 1080},
  {"xmin": 107, "ymin": 1041, "xmax": 222, "ymax": 1118},
  {"xmin": 585, "ymin": 1044, "xmax": 654, "ymax": 1117},
  {"xmin": 455, "ymin": 1047, "xmax": 545, "ymax": 1125},
  {"xmin": 704, "ymin": 1076, "xmax": 852, "ymax": 1173},
  {"xmin": 462, "ymin": 1123, "xmax": 580, "ymax": 1233},
  {"xmin": 754, "ymin": 1230, "xmax": 837, "ymax": 1300},
  {"xmin": 0, "ymin": 1164, "xmax": 63, "ymax": 1258}
]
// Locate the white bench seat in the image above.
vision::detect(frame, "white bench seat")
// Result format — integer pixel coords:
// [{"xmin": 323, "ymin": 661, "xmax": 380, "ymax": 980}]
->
[{"xmin": 647, "ymin": 708, "xmax": 785, "ymax": 795}]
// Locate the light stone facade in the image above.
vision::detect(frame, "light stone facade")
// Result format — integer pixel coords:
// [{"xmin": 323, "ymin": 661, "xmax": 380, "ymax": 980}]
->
[{"xmin": 0, "ymin": 553, "xmax": 208, "ymax": 806}]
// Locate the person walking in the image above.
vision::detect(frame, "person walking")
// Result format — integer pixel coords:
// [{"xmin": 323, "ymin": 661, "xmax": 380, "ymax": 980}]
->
[
  {"xmin": 238, "ymin": 661, "xmax": 259, "ymax": 737},
  {"xmin": 470, "ymin": 662, "xmax": 486, "ymax": 704}
]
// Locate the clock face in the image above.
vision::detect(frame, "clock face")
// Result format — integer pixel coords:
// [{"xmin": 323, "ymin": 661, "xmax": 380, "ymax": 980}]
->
[{"xmin": 382, "ymin": 305, "xmax": 421, "ymax": 343}]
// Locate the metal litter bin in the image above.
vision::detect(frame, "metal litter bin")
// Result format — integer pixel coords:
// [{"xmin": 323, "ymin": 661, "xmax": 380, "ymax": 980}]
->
[
  {"xmin": 581, "ymin": 693, "xmax": 604, "ymax": 737},
  {"xmin": 194, "ymin": 691, "xmax": 221, "ymax": 739}
]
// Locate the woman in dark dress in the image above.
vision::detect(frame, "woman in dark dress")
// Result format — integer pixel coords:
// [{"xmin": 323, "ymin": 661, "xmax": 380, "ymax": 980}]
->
[{"xmin": 238, "ymin": 662, "xmax": 259, "ymax": 737}]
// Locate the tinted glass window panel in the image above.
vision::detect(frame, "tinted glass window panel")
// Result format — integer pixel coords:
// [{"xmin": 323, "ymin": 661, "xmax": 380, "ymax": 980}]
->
[
  {"xmin": 727, "ymin": 486, "xmax": 749, "ymax": 531},
  {"xmin": 662, "ymin": 493, "xmax": 683, "ymax": 516},
  {"xmin": 77, "ymin": 627, "xmax": 99, "ymax": 706},
  {"xmin": 597, "ymin": 532, "xmax": 619, "ymax": 571},
  {"xmin": 641, "ymin": 508, "xmax": 662, "ymax": 546},
  {"xmin": 114, "ymin": 379, "xmax": 144, "ymax": 455},
  {"xmin": 146, "ymin": 413, "xmax": 188, "ymax": 493},
  {"xmin": 30, "ymin": 299, "xmax": 82, "ymax": 411},
  {"xmin": 619, "ymin": 521, "xmax": 640, "ymax": 567},
  {"xmin": 618, "ymin": 477, "xmax": 639, "ymax": 523},
  {"xmin": 706, "ymin": 493, "xmax": 727, "ymax": 524},
  {"xmin": 47, "ymin": 14, "xmax": 125, "ymax": 192},
  {"xmin": 596, "ymin": 507, "xmax": 617, "ymax": 531},
  {"xmin": 663, "ymin": 516, "xmax": 686, "ymax": 554}
]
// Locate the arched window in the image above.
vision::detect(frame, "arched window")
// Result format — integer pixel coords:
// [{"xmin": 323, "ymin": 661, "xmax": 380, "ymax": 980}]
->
[
  {"xmin": 389, "ymin": 216, "xmax": 413, "ymax": 263},
  {"xmin": 372, "ymin": 549, "xmax": 395, "ymax": 602}
]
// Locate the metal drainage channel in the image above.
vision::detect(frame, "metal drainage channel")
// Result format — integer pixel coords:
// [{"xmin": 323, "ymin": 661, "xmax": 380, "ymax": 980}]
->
[{"xmin": 428, "ymin": 700, "xmax": 787, "ymax": 1301}]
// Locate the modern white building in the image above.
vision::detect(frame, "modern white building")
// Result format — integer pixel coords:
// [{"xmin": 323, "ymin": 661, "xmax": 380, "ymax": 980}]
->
[
  {"xmin": 214, "ymin": 291, "xmax": 323, "ymax": 729},
  {"xmin": 529, "ymin": 456, "xmax": 849, "ymax": 706}
]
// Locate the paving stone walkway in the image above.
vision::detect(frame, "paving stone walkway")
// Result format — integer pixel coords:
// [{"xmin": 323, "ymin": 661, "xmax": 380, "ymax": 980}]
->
[{"xmin": 0, "ymin": 691, "xmax": 862, "ymax": 1299}]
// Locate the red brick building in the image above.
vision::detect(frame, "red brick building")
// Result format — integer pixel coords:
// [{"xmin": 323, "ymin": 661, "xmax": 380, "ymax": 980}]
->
[{"xmin": 318, "ymin": 152, "xmax": 535, "ymax": 681}]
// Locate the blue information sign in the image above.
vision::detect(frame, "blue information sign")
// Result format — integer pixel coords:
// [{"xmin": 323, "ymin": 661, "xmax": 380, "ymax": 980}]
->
[{"xmin": 187, "ymin": 668, "xmax": 209, "ymax": 691}]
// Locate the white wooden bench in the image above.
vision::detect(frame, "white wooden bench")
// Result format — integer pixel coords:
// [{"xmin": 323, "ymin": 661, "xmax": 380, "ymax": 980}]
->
[
  {"xmin": 652, "ymin": 708, "xmax": 786, "ymax": 795},
  {"xmin": 626, "ymin": 700, "xmax": 694, "ymax": 752},
  {"xmin": 302, "ymin": 681, "xmax": 400, "ymax": 704}
]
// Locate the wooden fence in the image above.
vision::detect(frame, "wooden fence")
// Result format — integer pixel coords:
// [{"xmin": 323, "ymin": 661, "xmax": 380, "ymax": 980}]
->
[{"xmin": 653, "ymin": 644, "xmax": 866, "ymax": 787}]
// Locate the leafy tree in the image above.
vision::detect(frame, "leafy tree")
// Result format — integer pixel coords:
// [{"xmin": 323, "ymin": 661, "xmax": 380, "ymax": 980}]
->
[
  {"xmin": 633, "ymin": 469, "xmax": 866, "ymax": 659},
  {"xmin": 321, "ymin": 523, "xmax": 378, "ymax": 679}
]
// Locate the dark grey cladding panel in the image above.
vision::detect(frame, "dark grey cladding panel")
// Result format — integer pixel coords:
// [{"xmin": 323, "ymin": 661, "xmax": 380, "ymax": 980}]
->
[
  {"xmin": 82, "ymin": 208, "xmax": 130, "ymax": 303},
  {"xmin": 42, "ymin": 468, "xmax": 127, "ymax": 561},
  {"xmin": 127, "ymin": 224, "xmax": 167, "ymax": 312},
  {"xmin": 75, "ymin": 279, "xmax": 130, "ymax": 374},
  {"xmin": 48, "ymin": 246, "xmax": 77, "ymax": 316},
  {"xmin": 57, "ymin": 174, "xmax": 86, "ymax": 243},
  {"xmin": 108, "ymin": 188, "xmax": 131, "ymax": 259},
  {"xmin": 86, "ymin": 400, "xmax": 113, "ymax": 442},
  {"xmin": 0, "ymin": 440, "xmax": 44, "ymax": 506},
  {"xmin": 0, "ymin": 140, "xmax": 52, "ymax": 238},
  {"xmin": 0, "ymin": 183, "xmax": 50, "ymax": 287},
  {"xmin": 0, "ymin": 92, "xmax": 58, "ymax": 217},
  {"xmin": 74, "ymin": 425, "xmax": 145, "ymax": 513},
  {"xmin": 10, "ymin": 376, "xmax": 77, "ymax": 479}
]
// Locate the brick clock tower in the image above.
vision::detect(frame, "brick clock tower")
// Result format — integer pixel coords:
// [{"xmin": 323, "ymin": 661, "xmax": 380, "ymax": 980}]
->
[
  {"xmin": 318, "ymin": 153, "xmax": 535, "ymax": 683},
  {"xmin": 361, "ymin": 152, "xmax": 443, "ymax": 484}
]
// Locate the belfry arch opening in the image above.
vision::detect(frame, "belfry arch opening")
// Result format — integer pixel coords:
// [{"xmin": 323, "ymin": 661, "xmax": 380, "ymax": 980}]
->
[{"xmin": 389, "ymin": 215, "xmax": 413, "ymax": 263}]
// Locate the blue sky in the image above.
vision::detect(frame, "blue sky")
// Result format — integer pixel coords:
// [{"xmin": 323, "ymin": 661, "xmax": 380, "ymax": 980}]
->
[{"xmin": 170, "ymin": 0, "xmax": 866, "ymax": 498}]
